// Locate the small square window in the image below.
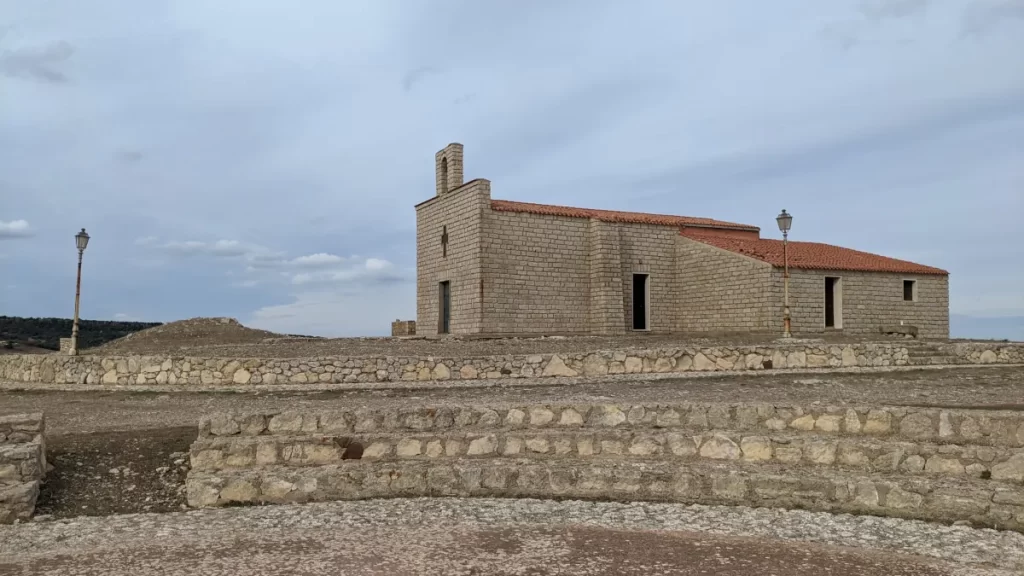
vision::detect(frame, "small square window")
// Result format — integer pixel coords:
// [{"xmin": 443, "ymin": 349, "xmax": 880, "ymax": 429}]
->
[{"xmin": 903, "ymin": 280, "xmax": 916, "ymax": 302}]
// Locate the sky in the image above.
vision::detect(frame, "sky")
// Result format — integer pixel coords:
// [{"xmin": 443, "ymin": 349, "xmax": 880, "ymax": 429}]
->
[{"xmin": 1, "ymin": 0, "xmax": 1022, "ymax": 338}]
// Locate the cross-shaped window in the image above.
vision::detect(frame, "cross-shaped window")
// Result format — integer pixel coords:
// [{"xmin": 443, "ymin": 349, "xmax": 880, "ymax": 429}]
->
[{"xmin": 441, "ymin": 225, "xmax": 449, "ymax": 258}]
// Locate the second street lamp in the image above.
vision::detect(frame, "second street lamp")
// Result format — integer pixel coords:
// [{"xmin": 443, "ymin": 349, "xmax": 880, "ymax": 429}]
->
[
  {"xmin": 776, "ymin": 210, "xmax": 793, "ymax": 338},
  {"xmin": 69, "ymin": 228, "xmax": 90, "ymax": 356}
]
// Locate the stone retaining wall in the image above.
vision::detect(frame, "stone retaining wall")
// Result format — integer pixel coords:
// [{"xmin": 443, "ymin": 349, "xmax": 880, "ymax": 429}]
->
[
  {"xmin": 198, "ymin": 402, "xmax": 1024, "ymax": 448},
  {"xmin": 190, "ymin": 429, "xmax": 1024, "ymax": 483},
  {"xmin": 0, "ymin": 413, "xmax": 46, "ymax": 524},
  {"xmin": 185, "ymin": 460, "xmax": 1024, "ymax": 531},
  {"xmin": 1, "ymin": 341, "xmax": 1021, "ymax": 387},
  {"xmin": 187, "ymin": 401, "xmax": 1024, "ymax": 530}
]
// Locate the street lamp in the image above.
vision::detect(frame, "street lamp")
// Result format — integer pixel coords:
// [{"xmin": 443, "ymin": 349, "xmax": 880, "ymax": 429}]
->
[
  {"xmin": 776, "ymin": 210, "xmax": 793, "ymax": 338},
  {"xmin": 69, "ymin": 228, "xmax": 90, "ymax": 356}
]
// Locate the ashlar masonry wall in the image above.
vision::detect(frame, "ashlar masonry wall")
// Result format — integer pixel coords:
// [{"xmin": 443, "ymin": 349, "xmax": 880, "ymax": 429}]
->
[
  {"xmin": 416, "ymin": 179, "xmax": 490, "ymax": 336},
  {"xmin": 778, "ymin": 270, "xmax": 950, "ymax": 338},
  {"xmin": 481, "ymin": 208, "xmax": 592, "ymax": 334},
  {"xmin": 675, "ymin": 236, "xmax": 775, "ymax": 333},
  {"xmin": 481, "ymin": 210, "xmax": 684, "ymax": 335}
]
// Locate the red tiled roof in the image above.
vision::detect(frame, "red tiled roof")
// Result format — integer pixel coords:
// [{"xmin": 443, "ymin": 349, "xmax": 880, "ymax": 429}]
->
[
  {"xmin": 680, "ymin": 228, "xmax": 948, "ymax": 275},
  {"xmin": 490, "ymin": 200, "xmax": 759, "ymax": 231}
]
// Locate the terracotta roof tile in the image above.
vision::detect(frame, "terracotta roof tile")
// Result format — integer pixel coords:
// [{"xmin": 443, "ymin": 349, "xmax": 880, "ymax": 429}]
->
[
  {"xmin": 680, "ymin": 228, "xmax": 948, "ymax": 275},
  {"xmin": 491, "ymin": 199, "xmax": 759, "ymax": 231}
]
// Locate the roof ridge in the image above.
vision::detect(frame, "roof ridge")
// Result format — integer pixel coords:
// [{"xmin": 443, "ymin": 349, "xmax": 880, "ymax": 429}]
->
[{"xmin": 491, "ymin": 198, "xmax": 759, "ymax": 231}]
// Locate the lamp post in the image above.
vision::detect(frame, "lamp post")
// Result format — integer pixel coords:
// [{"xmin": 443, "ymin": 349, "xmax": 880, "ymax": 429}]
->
[
  {"xmin": 776, "ymin": 210, "xmax": 793, "ymax": 338},
  {"xmin": 69, "ymin": 228, "xmax": 90, "ymax": 356}
]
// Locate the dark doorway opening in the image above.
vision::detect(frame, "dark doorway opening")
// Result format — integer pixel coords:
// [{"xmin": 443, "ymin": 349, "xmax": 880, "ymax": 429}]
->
[
  {"xmin": 632, "ymin": 274, "xmax": 649, "ymax": 331},
  {"xmin": 438, "ymin": 281, "xmax": 451, "ymax": 334},
  {"xmin": 824, "ymin": 277, "xmax": 837, "ymax": 328}
]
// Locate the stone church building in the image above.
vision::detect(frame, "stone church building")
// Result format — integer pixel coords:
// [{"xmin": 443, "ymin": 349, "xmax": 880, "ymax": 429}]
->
[{"xmin": 416, "ymin": 143, "xmax": 950, "ymax": 338}]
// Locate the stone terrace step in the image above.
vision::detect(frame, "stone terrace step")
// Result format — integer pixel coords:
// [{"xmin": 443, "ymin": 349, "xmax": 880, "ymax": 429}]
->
[
  {"xmin": 0, "ymin": 413, "xmax": 45, "ymax": 524},
  {"xmin": 201, "ymin": 402, "xmax": 1024, "ymax": 448},
  {"xmin": 185, "ymin": 458, "xmax": 1024, "ymax": 530},
  {"xmin": 190, "ymin": 429, "xmax": 1024, "ymax": 486}
]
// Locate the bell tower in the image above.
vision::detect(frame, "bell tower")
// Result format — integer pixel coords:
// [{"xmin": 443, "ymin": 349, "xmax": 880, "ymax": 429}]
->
[{"xmin": 435, "ymin": 143, "xmax": 464, "ymax": 196}]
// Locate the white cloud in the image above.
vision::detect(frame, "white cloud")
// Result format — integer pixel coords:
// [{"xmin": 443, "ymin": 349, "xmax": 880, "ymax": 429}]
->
[
  {"xmin": 145, "ymin": 237, "xmax": 287, "ymax": 265},
  {"xmin": 0, "ymin": 220, "xmax": 33, "ymax": 238},
  {"xmin": 113, "ymin": 312, "xmax": 142, "ymax": 321},
  {"xmin": 288, "ymin": 257, "xmax": 406, "ymax": 286},
  {"xmin": 290, "ymin": 253, "xmax": 345, "ymax": 267},
  {"xmin": 162, "ymin": 239, "xmax": 251, "ymax": 257}
]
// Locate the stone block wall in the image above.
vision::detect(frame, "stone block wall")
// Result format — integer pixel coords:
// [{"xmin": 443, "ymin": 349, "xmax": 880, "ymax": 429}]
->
[
  {"xmin": 391, "ymin": 321, "xmax": 416, "ymax": 337},
  {"xmin": 59, "ymin": 338, "xmax": 72, "ymax": 354},
  {"xmin": 587, "ymin": 219, "xmax": 625, "ymax": 334},
  {"xmin": 0, "ymin": 413, "xmax": 46, "ymax": 524},
  {"xmin": 0, "ymin": 341, "xmax": 1020, "ymax": 387},
  {"xmin": 0, "ymin": 342, "xmax": 909, "ymax": 386},
  {"xmin": 481, "ymin": 207, "xmax": 593, "ymax": 334},
  {"xmin": 675, "ymin": 236, "xmax": 775, "ymax": 333},
  {"xmin": 777, "ymin": 269, "xmax": 950, "ymax": 338},
  {"xmin": 416, "ymin": 179, "xmax": 490, "ymax": 335},
  {"xmin": 186, "ymin": 402, "xmax": 1024, "ymax": 529},
  {"xmin": 618, "ymin": 224, "xmax": 679, "ymax": 332}
]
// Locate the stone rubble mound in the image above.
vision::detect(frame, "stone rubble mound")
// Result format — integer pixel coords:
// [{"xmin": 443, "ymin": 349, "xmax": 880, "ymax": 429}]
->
[{"xmin": 89, "ymin": 317, "xmax": 282, "ymax": 355}]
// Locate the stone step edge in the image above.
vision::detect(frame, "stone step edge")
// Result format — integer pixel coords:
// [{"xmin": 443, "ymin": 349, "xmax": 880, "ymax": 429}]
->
[
  {"xmin": 183, "ymin": 459, "xmax": 1024, "ymax": 531},
  {"xmin": 189, "ymin": 430, "xmax": 1024, "ymax": 482},
  {"xmin": 188, "ymin": 432, "xmax": 1024, "ymax": 487},
  {"xmin": 0, "ymin": 480, "xmax": 41, "ymax": 525},
  {"xmin": 199, "ymin": 404, "xmax": 1024, "ymax": 449}
]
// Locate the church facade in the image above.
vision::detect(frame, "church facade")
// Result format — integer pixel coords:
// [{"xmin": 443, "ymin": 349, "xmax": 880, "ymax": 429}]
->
[{"xmin": 416, "ymin": 143, "xmax": 950, "ymax": 338}]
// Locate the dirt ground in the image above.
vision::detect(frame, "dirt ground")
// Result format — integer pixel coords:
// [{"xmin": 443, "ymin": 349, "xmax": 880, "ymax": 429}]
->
[
  {"xmin": 76, "ymin": 316, "xmax": 988, "ymax": 358},
  {"xmin": 33, "ymin": 428, "xmax": 192, "ymax": 519},
  {"xmin": 1, "ymin": 523, "xmax": 965, "ymax": 576}
]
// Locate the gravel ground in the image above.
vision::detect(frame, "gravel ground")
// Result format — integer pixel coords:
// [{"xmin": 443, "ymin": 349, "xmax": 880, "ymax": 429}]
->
[
  {"xmin": 2, "ymin": 499, "xmax": 1022, "ymax": 575},
  {"xmin": 83, "ymin": 316, "xmax": 947, "ymax": 357},
  {"xmin": 2, "ymin": 366, "xmax": 1022, "ymax": 435}
]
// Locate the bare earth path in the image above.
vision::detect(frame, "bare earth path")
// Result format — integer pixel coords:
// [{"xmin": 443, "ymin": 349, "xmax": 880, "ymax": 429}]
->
[
  {"xmin": 2, "ymin": 366, "xmax": 1021, "ymax": 435},
  {"xmin": 2, "ymin": 499, "xmax": 1023, "ymax": 576}
]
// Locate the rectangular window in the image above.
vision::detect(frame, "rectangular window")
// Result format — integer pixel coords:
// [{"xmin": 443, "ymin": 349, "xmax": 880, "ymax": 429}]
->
[{"xmin": 903, "ymin": 279, "xmax": 916, "ymax": 302}]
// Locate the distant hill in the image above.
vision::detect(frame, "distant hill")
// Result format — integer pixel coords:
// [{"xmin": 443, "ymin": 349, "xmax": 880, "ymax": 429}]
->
[
  {"xmin": 950, "ymin": 314, "xmax": 1024, "ymax": 342},
  {"xmin": 0, "ymin": 316, "xmax": 162, "ymax": 351}
]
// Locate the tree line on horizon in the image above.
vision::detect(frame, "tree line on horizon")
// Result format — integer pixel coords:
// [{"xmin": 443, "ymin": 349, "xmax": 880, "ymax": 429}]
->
[{"xmin": 0, "ymin": 316, "xmax": 162, "ymax": 350}]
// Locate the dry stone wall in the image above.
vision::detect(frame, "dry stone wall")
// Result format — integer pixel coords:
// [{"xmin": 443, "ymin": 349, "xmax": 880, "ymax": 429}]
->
[
  {"xmin": 0, "ymin": 413, "xmax": 46, "ymax": 524},
  {"xmin": 0, "ymin": 341, "xmax": 1021, "ymax": 387},
  {"xmin": 186, "ymin": 401, "xmax": 1024, "ymax": 530}
]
